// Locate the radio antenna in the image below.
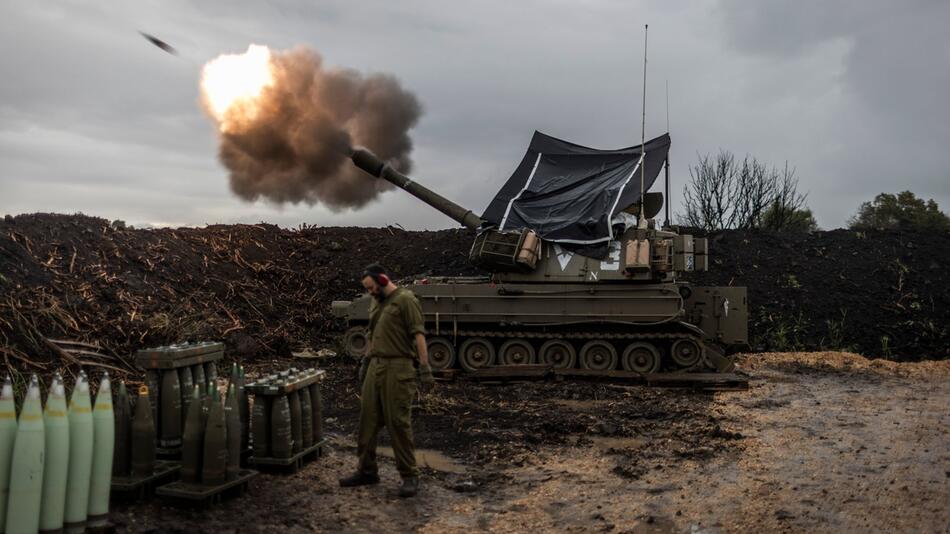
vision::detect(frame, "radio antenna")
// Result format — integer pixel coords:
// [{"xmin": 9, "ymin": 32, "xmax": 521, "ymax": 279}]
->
[
  {"xmin": 638, "ymin": 24, "xmax": 649, "ymax": 229},
  {"xmin": 664, "ymin": 79, "xmax": 671, "ymax": 227}
]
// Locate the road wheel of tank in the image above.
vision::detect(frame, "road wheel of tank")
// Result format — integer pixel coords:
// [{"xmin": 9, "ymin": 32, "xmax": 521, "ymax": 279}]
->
[
  {"xmin": 538, "ymin": 340, "xmax": 577, "ymax": 370},
  {"xmin": 498, "ymin": 339, "xmax": 536, "ymax": 365},
  {"xmin": 670, "ymin": 339, "xmax": 704, "ymax": 368},
  {"xmin": 427, "ymin": 337, "xmax": 456, "ymax": 370},
  {"xmin": 343, "ymin": 327, "xmax": 369, "ymax": 358},
  {"xmin": 459, "ymin": 338, "xmax": 496, "ymax": 372},
  {"xmin": 621, "ymin": 342, "xmax": 661, "ymax": 374},
  {"xmin": 579, "ymin": 340, "xmax": 618, "ymax": 371}
]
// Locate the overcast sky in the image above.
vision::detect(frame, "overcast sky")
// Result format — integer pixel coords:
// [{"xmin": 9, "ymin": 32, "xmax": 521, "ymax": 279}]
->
[{"xmin": 1, "ymin": 0, "xmax": 947, "ymax": 230}]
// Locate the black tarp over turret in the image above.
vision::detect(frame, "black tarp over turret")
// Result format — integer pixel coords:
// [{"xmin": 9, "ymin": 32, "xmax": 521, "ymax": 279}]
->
[{"xmin": 481, "ymin": 131, "xmax": 670, "ymax": 258}]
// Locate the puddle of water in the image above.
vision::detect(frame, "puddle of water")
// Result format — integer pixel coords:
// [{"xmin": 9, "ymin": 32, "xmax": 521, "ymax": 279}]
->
[{"xmin": 377, "ymin": 446, "xmax": 466, "ymax": 473}]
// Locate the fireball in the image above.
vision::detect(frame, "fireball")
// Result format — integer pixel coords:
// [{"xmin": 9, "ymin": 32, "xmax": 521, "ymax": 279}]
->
[{"xmin": 200, "ymin": 44, "xmax": 274, "ymax": 132}]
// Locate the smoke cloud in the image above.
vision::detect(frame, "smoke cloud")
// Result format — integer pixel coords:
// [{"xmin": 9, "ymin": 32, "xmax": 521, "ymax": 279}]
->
[{"xmin": 205, "ymin": 46, "xmax": 422, "ymax": 209}]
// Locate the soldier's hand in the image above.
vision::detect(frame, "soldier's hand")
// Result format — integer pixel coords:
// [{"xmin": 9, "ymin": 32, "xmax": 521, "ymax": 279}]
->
[
  {"xmin": 417, "ymin": 363, "xmax": 435, "ymax": 388},
  {"xmin": 357, "ymin": 357, "xmax": 369, "ymax": 385}
]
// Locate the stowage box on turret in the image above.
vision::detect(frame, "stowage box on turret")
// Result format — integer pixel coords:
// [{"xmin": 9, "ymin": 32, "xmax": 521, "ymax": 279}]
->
[{"xmin": 333, "ymin": 132, "xmax": 748, "ymax": 375}]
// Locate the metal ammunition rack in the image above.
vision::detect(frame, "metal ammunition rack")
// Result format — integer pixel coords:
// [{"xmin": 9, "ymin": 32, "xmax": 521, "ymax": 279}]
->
[
  {"xmin": 247, "ymin": 368, "xmax": 326, "ymax": 473},
  {"xmin": 135, "ymin": 342, "xmax": 226, "ymax": 457}
]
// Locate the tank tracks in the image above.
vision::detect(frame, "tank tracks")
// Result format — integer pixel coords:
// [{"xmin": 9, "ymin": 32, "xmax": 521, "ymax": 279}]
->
[{"xmin": 343, "ymin": 326, "xmax": 733, "ymax": 376}]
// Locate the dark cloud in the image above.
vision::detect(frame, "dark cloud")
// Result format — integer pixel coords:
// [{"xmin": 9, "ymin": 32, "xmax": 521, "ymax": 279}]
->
[{"xmin": 0, "ymin": 0, "xmax": 946, "ymax": 230}]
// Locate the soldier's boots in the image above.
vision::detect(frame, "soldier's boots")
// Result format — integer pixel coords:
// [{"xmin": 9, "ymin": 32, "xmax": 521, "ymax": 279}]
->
[
  {"xmin": 398, "ymin": 477, "xmax": 419, "ymax": 498},
  {"xmin": 338, "ymin": 471, "xmax": 381, "ymax": 487}
]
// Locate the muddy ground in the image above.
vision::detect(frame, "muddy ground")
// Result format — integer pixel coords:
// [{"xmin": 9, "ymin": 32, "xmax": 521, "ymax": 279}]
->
[{"xmin": 113, "ymin": 352, "xmax": 950, "ymax": 533}]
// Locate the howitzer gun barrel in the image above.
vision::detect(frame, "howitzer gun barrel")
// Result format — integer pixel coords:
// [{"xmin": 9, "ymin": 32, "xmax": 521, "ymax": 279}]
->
[{"xmin": 351, "ymin": 148, "xmax": 483, "ymax": 230}]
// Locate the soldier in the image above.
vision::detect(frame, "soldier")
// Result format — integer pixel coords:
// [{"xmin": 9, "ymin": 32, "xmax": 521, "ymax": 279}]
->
[{"xmin": 339, "ymin": 264, "xmax": 434, "ymax": 497}]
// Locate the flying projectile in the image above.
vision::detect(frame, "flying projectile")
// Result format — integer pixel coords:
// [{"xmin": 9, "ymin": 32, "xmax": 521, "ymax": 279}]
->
[{"xmin": 139, "ymin": 31, "xmax": 178, "ymax": 55}]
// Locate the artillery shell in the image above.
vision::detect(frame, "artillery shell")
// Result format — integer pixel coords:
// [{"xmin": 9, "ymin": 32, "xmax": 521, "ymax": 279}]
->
[
  {"xmin": 225, "ymin": 385, "xmax": 241, "ymax": 481},
  {"xmin": 0, "ymin": 377, "xmax": 17, "ymax": 530},
  {"xmin": 201, "ymin": 382, "xmax": 214, "ymax": 427},
  {"xmin": 289, "ymin": 391, "xmax": 302, "ymax": 454},
  {"xmin": 131, "ymin": 385, "xmax": 156, "ymax": 477},
  {"xmin": 201, "ymin": 388, "xmax": 228, "ymax": 486},
  {"xmin": 180, "ymin": 385, "xmax": 203, "ymax": 484},
  {"xmin": 299, "ymin": 387, "xmax": 313, "ymax": 449},
  {"xmin": 238, "ymin": 366, "xmax": 249, "ymax": 450},
  {"xmin": 87, "ymin": 373, "xmax": 115, "ymax": 528},
  {"xmin": 204, "ymin": 362, "xmax": 218, "ymax": 388},
  {"xmin": 159, "ymin": 369, "xmax": 181, "ymax": 447},
  {"xmin": 309, "ymin": 383, "xmax": 323, "ymax": 442},
  {"xmin": 145, "ymin": 370, "xmax": 160, "ymax": 437},
  {"xmin": 6, "ymin": 375, "xmax": 45, "ymax": 534},
  {"xmin": 178, "ymin": 366, "xmax": 194, "ymax": 432},
  {"xmin": 64, "ymin": 372, "xmax": 95, "ymax": 534},
  {"xmin": 112, "ymin": 381, "xmax": 131, "ymax": 476},
  {"xmin": 269, "ymin": 395, "xmax": 293, "ymax": 459},
  {"xmin": 39, "ymin": 373, "xmax": 69, "ymax": 533},
  {"xmin": 192, "ymin": 364, "xmax": 206, "ymax": 395},
  {"xmin": 251, "ymin": 395, "xmax": 271, "ymax": 458}
]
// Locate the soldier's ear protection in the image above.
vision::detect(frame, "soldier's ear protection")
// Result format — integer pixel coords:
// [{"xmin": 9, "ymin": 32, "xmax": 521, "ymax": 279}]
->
[{"xmin": 362, "ymin": 266, "xmax": 390, "ymax": 287}]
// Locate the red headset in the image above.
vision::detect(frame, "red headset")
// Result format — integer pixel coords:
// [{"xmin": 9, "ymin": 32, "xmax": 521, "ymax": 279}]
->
[{"xmin": 374, "ymin": 273, "xmax": 390, "ymax": 286}]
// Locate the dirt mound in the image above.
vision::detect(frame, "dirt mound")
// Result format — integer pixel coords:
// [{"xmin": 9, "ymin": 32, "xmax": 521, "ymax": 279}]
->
[
  {"xmin": 1, "ymin": 213, "xmax": 947, "ymax": 373},
  {"xmin": 684, "ymin": 228, "xmax": 949, "ymax": 360},
  {"xmin": 0, "ymin": 213, "xmax": 477, "ymax": 371}
]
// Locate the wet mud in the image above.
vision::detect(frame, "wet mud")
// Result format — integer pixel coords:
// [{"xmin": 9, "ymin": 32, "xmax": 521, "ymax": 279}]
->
[{"xmin": 113, "ymin": 352, "xmax": 949, "ymax": 532}]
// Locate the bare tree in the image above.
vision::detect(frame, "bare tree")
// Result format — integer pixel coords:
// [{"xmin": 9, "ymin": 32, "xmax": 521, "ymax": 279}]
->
[{"xmin": 680, "ymin": 151, "xmax": 809, "ymax": 231}]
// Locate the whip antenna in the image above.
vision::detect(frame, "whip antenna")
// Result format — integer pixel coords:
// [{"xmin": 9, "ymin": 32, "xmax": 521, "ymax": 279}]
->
[
  {"xmin": 664, "ymin": 79, "xmax": 670, "ymax": 227},
  {"xmin": 638, "ymin": 24, "xmax": 649, "ymax": 228}
]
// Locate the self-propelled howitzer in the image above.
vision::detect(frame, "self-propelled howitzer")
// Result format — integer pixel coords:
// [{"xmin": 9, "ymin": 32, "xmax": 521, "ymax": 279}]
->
[{"xmin": 336, "ymin": 140, "xmax": 748, "ymax": 375}]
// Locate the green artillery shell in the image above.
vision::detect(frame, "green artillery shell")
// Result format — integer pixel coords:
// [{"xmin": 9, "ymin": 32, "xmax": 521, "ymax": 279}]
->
[
  {"xmin": 145, "ymin": 370, "xmax": 160, "ymax": 438},
  {"xmin": 238, "ymin": 368, "xmax": 249, "ymax": 450},
  {"xmin": 112, "ymin": 381, "xmax": 131, "ymax": 477},
  {"xmin": 64, "ymin": 371, "xmax": 94, "ymax": 533},
  {"xmin": 87, "ymin": 373, "xmax": 115, "ymax": 528},
  {"xmin": 309, "ymin": 383, "xmax": 323, "ymax": 442},
  {"xmin": 224, "ymin": 385, "xmax": 241, "ymax": 481},
  {"xmin": 192, "ymin": 364, "xmax": 206, "ymax": 395},
  {"xmin": 251, "ymin": 395, "xmax": 271, "ymax": 458},
  {"xmin": 131, "ymin": 385, "xmax": 156, "ymax": 477},
  {"xmin": 5, "ymin": 375, "xmax": 45, "ymax": 534},
  {"xmin": 204, "ymin": 362, "xmax": 218, "ymax": 388},
  {"xmin": 178, "ymin": 366, "xmax": 193, "ymax": 433},
  {"xmin": 299, "ymin": 387, "xmax": 313, "ymax": 449},
  {"xmin": 0, "ymin": 377, "xmax": 18, "ymax": 530},
  {"xmin": 269, "ymin": 395, "xmax": 293, "ymax": 459},
  {"xmin": 180, "ymin": 385, "xmax": 203, "ymax": 484},
  {"xmin": 39, "ymin": 373, "xmax": 69, "ymax": 533},
  {"xmin": 201, "ymin": 383, "xmax": 214, "ymax": 427},
  {"xmin": 238, "ymin": 366, "xmax": 249, "ymax": 450},
  {"xmin": 159, "ymin": 369, "xmax": 181, "ymax": 447},
  {"xmin": 289, "ymin": 391, "xmax": 302, "ymax": 454},
  {"xmin": 201, "ymin": 388, "xmax": 227, "ymax": 486}
]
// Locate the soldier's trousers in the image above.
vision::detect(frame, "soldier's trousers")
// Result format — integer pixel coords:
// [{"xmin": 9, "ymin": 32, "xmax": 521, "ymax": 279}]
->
[{"xmin": 357, "ymin": 357, "xmax": 419, "ymax": 479}]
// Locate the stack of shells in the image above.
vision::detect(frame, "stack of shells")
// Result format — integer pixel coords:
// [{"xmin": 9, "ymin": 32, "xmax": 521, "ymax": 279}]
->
[
  {"xmin": 250, "ymin": 368, "xmax": 323, "ymax": 460},
  {"xmin": 144, "ymin": 359, "xmax": 222, "ymax": 451},
  {"xmin": 0, "ymin": 372, "xmax": 114, "ymax": 534},
  {"xmin": 176, "ymin": 364, "xmax": 248, "ymax": 486}
]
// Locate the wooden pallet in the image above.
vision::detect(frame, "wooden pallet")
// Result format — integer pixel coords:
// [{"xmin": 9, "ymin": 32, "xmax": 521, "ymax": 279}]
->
[
  {"xmin": 155, "ymin": 469, "xmax": 257, "ymax": 504},
  {"xmin": 250, "ymin": 438, "xmax": 327, "ymax": 473},
  {"xmin": 111, "ymin": 461, "xmax": 181, "ymax": 500}
]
